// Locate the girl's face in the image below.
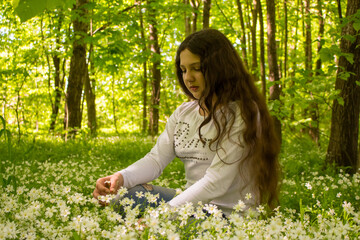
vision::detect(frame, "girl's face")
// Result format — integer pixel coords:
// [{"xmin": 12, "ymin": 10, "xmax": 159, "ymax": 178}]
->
[{"xmin": 180, "ymin": 49, "xmax": 205, "ymax": 100}]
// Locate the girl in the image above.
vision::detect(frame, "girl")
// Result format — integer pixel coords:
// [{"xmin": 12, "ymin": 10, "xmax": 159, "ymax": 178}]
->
[{"xmin": 93, "ymin": 29, "xmax": 280, "ymax": 216}]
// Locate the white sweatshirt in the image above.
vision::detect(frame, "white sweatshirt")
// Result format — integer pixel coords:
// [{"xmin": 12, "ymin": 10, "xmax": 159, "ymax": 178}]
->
[{"xmin": 119, "ymin": 101, "xmax": 257, "ymax": 215}]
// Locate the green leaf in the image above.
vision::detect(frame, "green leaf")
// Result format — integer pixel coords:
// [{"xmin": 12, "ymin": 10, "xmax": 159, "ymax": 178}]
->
[
  {"xmin": 343, "ymin": 53, "xmax": 354, "ymax": 64},
  {"xmin": 72, "ymin": 230, "xmax": 81, "ymax": 240},
  {"xmin": 337, "ymin": 96, "xmax": 344, "ymax": 106},
  {"xmin": 13, "ymin": 0, "xmax": 75, "ymax": 22},
  {"xmin": 354, "ymin": 22, "xmax": 360, "ymax": 32},
  {"xmin": 319, "ymin": 48, "xmax": 334, "ymax": 62}
]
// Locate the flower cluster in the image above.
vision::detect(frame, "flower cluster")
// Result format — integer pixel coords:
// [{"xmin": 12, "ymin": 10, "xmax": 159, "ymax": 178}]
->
[{"xmin": 0, "ymin": 136, "xmax": 359, "ymax": 239}]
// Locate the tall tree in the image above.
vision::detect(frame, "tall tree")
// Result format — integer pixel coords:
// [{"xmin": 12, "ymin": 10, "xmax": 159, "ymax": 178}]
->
[
  {"xmin": 64, "ymin": 0, "xmax": 89, "ymax": 138},
  {"xmin": 40, "ymin": 11, "xmax": 65, "ymax": 132},
  {"xmin": 190, "ymin": 0, "xmax": 201, "ymax": 33},
  {"xmin": 184, "ymin": 0, "xmax": 192, "ymax": 36},
  {"xmin": 258, "ymin": 0, "xmax": 266, "ymax": 96},
  {"xmin": 203, "ymin": 0, "xmax": 211, "ymax": 29},
  {"xmin": 283, "ymin": 0, "xmax": 288, "ymax": 79},
  {"xmin": 250, "ymin": 0, "xmax": 258, "ymax": 79},
  {"xmin": 139, "ymin": 1, "xmax": 148, "ymax": 133},
  {"xmin": 327, "ymin": 0, "xmax": 360, "ymax": 174},
  {"xmin": 315, "ymin": 0, "xmax": 325, "ymax": 74},
  {"xmin": 266, "ymin": 0, "xmax": 282, "ymax": 143},
  {"xmin": 304, "ymin": 0, "xmax": 320, "ymax": 144},
  {"xmin": 85, "ymin": 11, "xmax": 97, "ymax": 136},
  {"xmin": 236, "ymin": 0, "xmax": 249, "ymax": 70},
  {"xmin": 147, "ymin": 0, "xmax": 162, "ymax": 136}
]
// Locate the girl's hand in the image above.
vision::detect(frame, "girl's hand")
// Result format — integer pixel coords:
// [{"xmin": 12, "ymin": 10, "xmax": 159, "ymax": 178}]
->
[{"xmin": 93, "ymin": 172, "xmax": 124, "ymax": 205}]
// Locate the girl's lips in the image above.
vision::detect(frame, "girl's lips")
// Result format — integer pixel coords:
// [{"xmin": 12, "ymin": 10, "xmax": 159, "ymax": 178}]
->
[{"xmin": 189, "ymin": 86, "xmax": 199, "ymax": 91}]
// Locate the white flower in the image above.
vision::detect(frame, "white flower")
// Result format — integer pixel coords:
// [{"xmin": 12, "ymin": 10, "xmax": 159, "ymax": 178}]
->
[
  {"xmin": 245, "ymin": 193, "xmax": 252, "ymax": 200},
  {"xmin": 305, "ymin": 182, "xmax": 312, "ymax": 190},
  {"xmin": 64, "ymin": 186, "xmax": 71, "ymax": 193},
  {"xmin": 135, "ymin": 191, "xmax": 144, "ymax": 199},
  {"xmin": 342, "ymin": 201, "xmax": 354, "ymax": 214},
  {"xmin": 167, "ymin": 232, "xmax": 180, "ymax": 240},
  {"xmin": 256, "ymin": 205, "xmax": 266, "ymax": 214},
  {"xmin": 60, "ymin": 208, "xmax": 70, "ymax": 218},
  {"xmin": 145, "ymin": 192, "xmax": 159, "ymax": 203},
  {"xmin": 117, "ymin": 187, "xmax": 128, "ymax": 197},
  {"xmin": 234, "ymin": 200, "xmax": 246, "ymax": 212},
  {"xmin": 337, "ymin": 192, "xmax": 342, "ymax": 198},
  {"xmin": 204, "ymin": 203, "xmax": 218, "ymax": 214},
  {"xmin": 101, "ymin": 230, "xmax": 112, "ymax": 239}
]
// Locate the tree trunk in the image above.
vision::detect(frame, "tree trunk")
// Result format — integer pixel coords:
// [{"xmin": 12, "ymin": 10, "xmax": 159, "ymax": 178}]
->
[
  {"xmin": 305, "ymin": 0, "xmax": 320, "ymax": 144},
  {"xmin": 283, "ymin": 0, "xmax": 288, "ymax": 79},
  {"xmin": 65, "ymin": 0, "xmax": 89, "ymax": 138},
  {"xmin": 251, "ymin": 0, "xmax": 258, "ymax": 80},
  {"xmin": 236, "ymin": 0, "xmax": 249, "ymax": 69},
  {"xmin": 184, "ymin": 0, "xmax": 191, "ymax": 36},
  {"xmin": 258, "ymin": 0, "xmax": 266, "ymax": 97},
  {"xmin": 266, "ymin": 0, "xmax": 282, "ymax": 144},
  {"xmin": 190, "ymin": 0, "xmax": 201, "ymax": 33},
  {"xmin": 202, "ymin": 0, "xmax": 211, "ymax": 29},
  {"xmin": 49, "ymin": 11, "xmax": 64, "ymax": 132},
  {"xmin": 84, "ymin": 68, "xmax": 96, "ymax": 136},
  {"xmin": 50, "ymin": 54, "xmax": 62, "ymax": 132},
  {"xmin": 85, "ymin": 18, "xmax": 97, "ymax": 137},
  {"xmin": 147, "ymin": 0, "xmax": 162, "ymax": 136},
  {"xmin": 140, "ymin": 1, "xmax": 148, "ymax": 134},
  {"xmin": 315, "ymin": 0, "xmax": 325, "ymax": 74},
  {"xmin": 327, "ymin": 0, "xmax": 360, "ymax": 174},
  {"xmin": 304, "ymin": 0, "xmax": 312, "ymax": 74}
]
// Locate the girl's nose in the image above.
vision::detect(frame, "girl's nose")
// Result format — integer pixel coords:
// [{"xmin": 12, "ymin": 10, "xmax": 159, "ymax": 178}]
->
[{"xmin": 184, "ymin": 72, "xmax": 194, "ymax": 82}]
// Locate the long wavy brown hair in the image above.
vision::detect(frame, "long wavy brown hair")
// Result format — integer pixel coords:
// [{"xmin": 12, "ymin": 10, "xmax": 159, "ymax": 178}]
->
[{"xmin": 175, "ymin": 29, "xmax": 281, "ymax": 209}]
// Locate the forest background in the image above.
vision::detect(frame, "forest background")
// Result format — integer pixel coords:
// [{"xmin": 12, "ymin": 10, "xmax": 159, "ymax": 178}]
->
[
  {"xmin": 0, "ymin": 0, "xmax": 360, "ymax": 238},
  {"xmin": 1, "ymin": 0, "xmax": 360, "ymax": 174}
]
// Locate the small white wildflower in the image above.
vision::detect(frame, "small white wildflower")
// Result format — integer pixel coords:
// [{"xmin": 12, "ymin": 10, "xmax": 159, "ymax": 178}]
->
[
  {"xmin": 145, "ymin": 192, "xmax": 159, "ymax": 203},
  {"xmin": 64, "ymin": 186, "xmax": 71, "ymax": 193},
  {"xmin": 120, "ymin": 197, "xmax": 135, "ymax": 206},
  {"xmin": 204, "ymin": 204, "xmax": 218, "ymax": 214},
  {"xmin": 245, "ymin": 193, "xmax": 252, "ymax": 200},
  {"xmin": 101, "ymin": 230, "xmax": 112, "ymax": 239},
  {"xmin": 337, "ymin": 192, "xmax": 342, "ymax": 198},
  {"xmin": 135, "ymin": 191, "xmax": 144, "ymax": 199},
  {"xmin": 305, "ymin": 182, "xmax": 312, "ymax": 190},
  {"xmin": 167, "ymin": 233, "xmax": 180, "ymax": 240},
  {"xmin": 117, "ymin": 187, "xmax": 128, "ymax": 197},
  {"xmin": 342, "ymin": 201, "xmax": 354, "ymax": 213},
  {"xmin": 256, "ymin": 205, "xmax": 265, "ymax": 214},
  {"xmin": 234, "ymin": 200, "xmax": 246, "ymax": 212},
  {"xmin": 328, "ymin": 208, "xmax": 335, "ymax": 216},
  {"xmin": 98, "ymin": 195, "xmax": 115, "ymax": 204}
]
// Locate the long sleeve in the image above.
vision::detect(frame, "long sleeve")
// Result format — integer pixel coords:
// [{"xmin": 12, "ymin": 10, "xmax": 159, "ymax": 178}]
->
[{"xmin": 119, "ymin": 109, "xmax": 178, "ymax": 189}]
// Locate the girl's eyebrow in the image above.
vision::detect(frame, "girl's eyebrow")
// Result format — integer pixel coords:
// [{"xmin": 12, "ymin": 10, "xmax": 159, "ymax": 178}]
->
[{"xmin": 180, "ymin": 62, "xmax": 201, "ymax": 68}]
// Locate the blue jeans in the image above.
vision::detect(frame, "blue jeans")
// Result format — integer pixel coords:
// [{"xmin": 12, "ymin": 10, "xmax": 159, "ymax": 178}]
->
[{"xmin": 110, "ymin": 184, "xmax": 176, "ymax": 217}]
